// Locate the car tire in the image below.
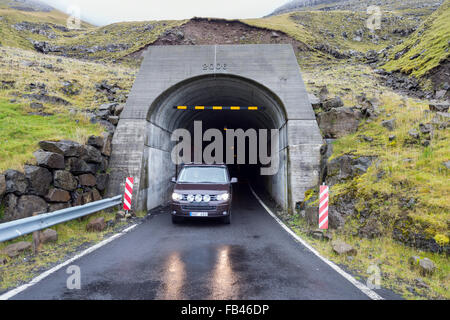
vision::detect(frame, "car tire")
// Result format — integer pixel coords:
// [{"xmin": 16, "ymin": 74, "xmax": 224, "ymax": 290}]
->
[
  {"xmin": 222, "ymin": 214, "xmax": 231, "ymax": 225},
  {"xmin": 172, "ymin": 216, "xmax": 183, "ymax": 224}
]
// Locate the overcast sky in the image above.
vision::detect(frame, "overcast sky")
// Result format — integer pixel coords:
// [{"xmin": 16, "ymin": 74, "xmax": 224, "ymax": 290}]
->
[{"xmin": 39, "ymin": 0, "xmax": 289, "ymax": 26}]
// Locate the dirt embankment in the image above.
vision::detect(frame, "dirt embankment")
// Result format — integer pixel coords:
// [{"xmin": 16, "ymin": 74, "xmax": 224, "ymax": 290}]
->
[{"xmin": 128, "ymin": 18, "xmax": 310, "ymax": 59}]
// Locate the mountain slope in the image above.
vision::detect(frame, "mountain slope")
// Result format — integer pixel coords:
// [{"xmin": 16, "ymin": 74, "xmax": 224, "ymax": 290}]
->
[
  {"xmin": 382, "ymin": 0, "xmax": 450, "ymax": 90},
  {"xmin": 270, "ymin": 0, "xmax": 443, "ymax": 15}
]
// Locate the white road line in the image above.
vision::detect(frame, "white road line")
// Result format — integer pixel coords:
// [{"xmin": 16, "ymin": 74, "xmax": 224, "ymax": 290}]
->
[
  {"xmin": 249, "ymin": 185, "xmax": 384, "ymax": 300},
  {"xmin": 0, "ymin": 224, "xmax": 139, "ymax": 300}
]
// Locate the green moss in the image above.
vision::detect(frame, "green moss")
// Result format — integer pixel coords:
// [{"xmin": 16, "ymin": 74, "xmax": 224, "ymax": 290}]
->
[
  {"xmin": 383, "ymin": 0, "xmax": 450, "ymax": 78},
  {"xmin": 434, "ymin": 234, "xmax": 449, "ymax": 246}
]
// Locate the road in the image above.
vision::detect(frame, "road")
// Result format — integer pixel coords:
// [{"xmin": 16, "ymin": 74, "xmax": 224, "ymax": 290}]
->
[{"xmin": 11, "ymin": 184, "xmax": 397, "ymax": 300}]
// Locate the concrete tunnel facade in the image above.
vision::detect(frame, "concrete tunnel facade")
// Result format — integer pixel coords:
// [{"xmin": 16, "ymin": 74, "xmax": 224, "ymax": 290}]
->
[{"xmin": 106, "ymin": 44, "xmax": 323, "ymax": 212}]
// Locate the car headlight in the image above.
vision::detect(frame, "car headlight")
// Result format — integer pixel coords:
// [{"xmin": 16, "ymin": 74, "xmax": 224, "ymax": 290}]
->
[
  {"xmin": 187, "ymin": 194, "xmax": 195, "ymax": 202},
  {"xmin": 217, "ymin": 193, "xmax": 230, "ymax": 201},
  {"xmin": 195, "ymin": 194, "xmax": 203, "ymax": 202},
  {"xmin": 172, "ymin": 192, "xmax": 182, "ymax": 201},
  {"xmin": 203, "ymin": 195, "xmax": 211, "ymax": 202}
]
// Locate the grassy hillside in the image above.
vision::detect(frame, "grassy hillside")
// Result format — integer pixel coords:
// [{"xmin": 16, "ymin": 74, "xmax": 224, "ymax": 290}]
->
[
  {"xmin": 383, "ymin": 0, "xmax": 450, "ymax": 79},
  {"xmin": 0, "ymin": 46, "xmax": 136, "ymax": 171},
  {"xmin": 244, "ymin": 9, "xmax": 424, "ymax": 54},
  {"xmin": 0, "ymin": 2, "xmax": 92, "ymax": 49},
  {"xmin": 299, "ymin": 60, "xmax": 450, "ymax": 299}
]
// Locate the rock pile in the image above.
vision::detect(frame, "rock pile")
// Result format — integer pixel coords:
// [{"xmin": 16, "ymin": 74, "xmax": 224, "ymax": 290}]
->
[
  {"xmin": 309, "ymin": 88, "xmax": 377, "ymax": 139},
  {"xmin": 0, "ymin": 136, "xmax": 112, "ymax": 223}
]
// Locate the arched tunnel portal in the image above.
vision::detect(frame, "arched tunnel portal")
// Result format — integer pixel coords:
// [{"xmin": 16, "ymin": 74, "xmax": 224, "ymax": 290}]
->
[{"xmin": 107, "ymin": 44, "xmax": 323, "ymax": 213}]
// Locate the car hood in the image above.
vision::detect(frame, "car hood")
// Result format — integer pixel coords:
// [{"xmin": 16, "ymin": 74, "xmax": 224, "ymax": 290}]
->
[{"xmin": 174, "ymin": 183, "xmax": 230, "ymax": 194}]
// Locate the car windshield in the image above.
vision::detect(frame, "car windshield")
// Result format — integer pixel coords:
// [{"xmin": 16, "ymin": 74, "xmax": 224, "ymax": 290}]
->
[{"xmin": 177, "ymin": 166, "xmax": 229, "ymax": 184}]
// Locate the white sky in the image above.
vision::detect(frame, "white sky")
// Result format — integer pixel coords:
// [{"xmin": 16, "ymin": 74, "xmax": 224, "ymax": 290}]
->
[{"xmin": 39, "ymin": 0, "xmax": 289, "ymax": 26}]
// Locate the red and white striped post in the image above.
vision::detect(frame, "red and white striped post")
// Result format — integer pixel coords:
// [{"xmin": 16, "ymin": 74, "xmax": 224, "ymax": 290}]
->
[
  {"xmin": 319, "ymin": 185, "xmax": 329, "ymax": 230},
  {"xmin": 123, "ymin": 177, "xmax": 134, "ymax": 212}
]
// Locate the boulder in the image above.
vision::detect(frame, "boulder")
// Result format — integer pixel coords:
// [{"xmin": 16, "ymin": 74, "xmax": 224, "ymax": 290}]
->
[
  {"xmin": 71, "ymin": 190, "xmax": 83, "ymax": 207},
  {"xmin": 78, "ymin": 174, "xmax": 96, "ymax": 187},
  {"xmin": 33, "ymin": 150, "xmax": 65, "ymax": 169},
  {"xmin": 11, "ymin": 195, "xmax": 48, "ymax": 220},
  {"xmin": 114, "ymin": 104, "xmax": 125, "ymax": 116},
  {"xmin": 4, "ymin": 170, "xmax": 28, "ymax": 195},
  {"xmin": 429, "ymin": 102, "xmax": 449, "ymax": 112},
  {"xmin": 381, "ymin": 119, "xmax": 396, "ymax": 131},
  {"xmin": 419, "ymin": 123, "xmax": 432, "ymax": 134},
  {"xmin": 0, "ymin": 173, "xmax": 6, "ymax": 199},
  {"xmin": 101, "ymin": 134, "xmax": 112, "ymax": 157},
  {"xmin": 96, "ymin": 173, "xmax": 109, "ymax": 192},
  {"xmin": 443, "ymin": 161, "xmax": 450, "ymax": 169},
  {"xmin": 328, "ymin": 207, "xmax": 345, "ymax": 229},
  {"xmin": 46, "ymin": 188, "xmax": 71, "ymax": 203},
  {"xmin": 319, "ymin": 86, "xmax": 329, "ymax": 101},
  {"xmin": 358, "ymin": 218, "xmax": 381, "ymax": 239},
  {"xmin": 308, "ymin": 93, "xmax": 321, "ymax": 109},
  {"xmin": 86, "ymin": 217, "xmax": 106, "ymax": 232},
  {"xmin": 1, "ymin": 241, "xmax": 32, "ymax": 258},
  {"xmin": 308, "ymin": 229, "xmax": 324, "ymax": 240},
  {"xmin": 331, "ymin": 240, "xmax": 357, "ymax": 256},
  {"xmin": 53, "ymin": 170, "xmax": 78, "ymax": 191},
  {"xmin": 318, "ymin": 107, "xmax": 362, "ymax": 138},
  {"xmin": 408, "ymin": 129, "xmax": 420, "ymax": 139},
  {"xmin": 24, "ymin": 165, "xmax": 52, "ymax": 196},
  {"xmin": 87, "ymin": 136, "xmax": 104, "ymax": 149},
  {"xmin": 82, "ymin": 191, "xmax": 93, "ymax": 204},
  {"xmin": 49, "ymin": 202, "xmax": 71, "ymax": 212},
  {"xmin": 81, "ymin": 145, "xmax": 103, "ymax": 164},
  {"xmin": 322, "ymin": 97, "xmax": 344, "ymax": 111},
  {"xmin": 2, "ymin": 193, "xmax": 18, "ymax": 222},
  {"xmin": 92, "ymin": 188, "xmax": 102, "ymax": 201},
  {"xmin": 326, "ymin": 155, "xmax": 375, "ymax": 185},
  {"xmin": 39, "ymin": 140, "xmax": 84, "ymax": 157},
  {"xmin": 65, "ymin": 157, "xmax": 94, "ymax": 175},
  {"xmin": 409, "ymin": 256, "xmax": 436, "ymax": 276},
  {"xmin": 115, "ymin": 210, "xmax": 126, "ymax": 221},
  {"xmin": 40, "ymin": 229, "xmax": 58, "ymax": 244},
  {"xmin": 305, "ymin": 206, "xmax": 318, "ymax": 227}
]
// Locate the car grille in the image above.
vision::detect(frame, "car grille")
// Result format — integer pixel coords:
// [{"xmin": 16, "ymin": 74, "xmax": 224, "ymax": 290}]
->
[
  {"xmin": 181, "ymin": 205, "xmax": 216, "ymax": 211},
  {"xmin": 182, "ymin": 194, "xmax": 218, "ymax": 201}
]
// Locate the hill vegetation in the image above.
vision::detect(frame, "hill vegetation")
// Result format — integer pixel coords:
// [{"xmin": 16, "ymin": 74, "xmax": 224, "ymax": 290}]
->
[{"xmin": 0, "ymin": 0, "xmax": 448, "ymax": 299}]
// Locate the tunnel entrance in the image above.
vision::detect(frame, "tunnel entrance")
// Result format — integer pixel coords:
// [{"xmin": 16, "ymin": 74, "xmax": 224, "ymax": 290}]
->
[
  {"xmin": 107, "ymin": 44, "xmax": 323, "ymax": 213},
  {"xmin": 147, "ymin": 74, "xmax": 287, "ymax": 209}
]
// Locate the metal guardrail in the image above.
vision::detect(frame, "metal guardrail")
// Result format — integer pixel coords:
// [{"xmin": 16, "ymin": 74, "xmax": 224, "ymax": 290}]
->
[{"xmin": 0, "ymin": 195, "xmax": 122, "ymax": 243}]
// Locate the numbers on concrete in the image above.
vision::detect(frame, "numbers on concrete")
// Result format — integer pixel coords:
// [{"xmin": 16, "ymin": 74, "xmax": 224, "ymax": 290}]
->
[{"xmin": 202, "ymin": 63, "xmax": 227, "ymax": 71}]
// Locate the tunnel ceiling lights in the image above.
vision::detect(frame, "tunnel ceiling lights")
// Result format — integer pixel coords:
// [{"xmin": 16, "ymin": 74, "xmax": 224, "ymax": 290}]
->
[{"xmin": 174, "ymin": 106, "xmax": 261, "ymax": 111}]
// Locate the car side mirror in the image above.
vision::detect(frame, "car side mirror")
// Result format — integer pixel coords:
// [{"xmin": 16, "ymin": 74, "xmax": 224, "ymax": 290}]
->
[
  {"xmin": 231, "ymin": 177, "xmax": 238, "ymax": 184},
  {"xmin": 171, "ymin": 177, "xmax": 177, "ymax": 183}
]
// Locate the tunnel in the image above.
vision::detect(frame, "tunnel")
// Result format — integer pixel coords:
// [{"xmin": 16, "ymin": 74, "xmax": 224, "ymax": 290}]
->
[
  {"xmin": 145, "ymin": 74, "xmax": 288, "ymax": 210},
  {"xmin": 106, "ymin": 44, "xmax": 323, "ymax": 213}
]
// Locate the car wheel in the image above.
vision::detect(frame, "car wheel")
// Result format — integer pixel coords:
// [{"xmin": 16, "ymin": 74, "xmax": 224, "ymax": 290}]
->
[
  {"xmin": 222, "ymin": 214, "xmax": 231, "ymax": 225},
  {"xmin": 172, "ymin": 216, "xmax": 183, "ymax": 224}
]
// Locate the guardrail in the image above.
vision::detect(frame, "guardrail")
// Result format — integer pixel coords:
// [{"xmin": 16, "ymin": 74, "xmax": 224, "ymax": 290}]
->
[{"xmin": 0, "ymin": 195, "xmax": 122, "ymax": 243}]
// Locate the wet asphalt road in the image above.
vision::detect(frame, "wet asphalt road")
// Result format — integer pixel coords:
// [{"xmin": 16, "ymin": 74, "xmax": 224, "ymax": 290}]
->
[{"xmin": 12, "ymin": 184, "xmax": 395, "ymax": 300}]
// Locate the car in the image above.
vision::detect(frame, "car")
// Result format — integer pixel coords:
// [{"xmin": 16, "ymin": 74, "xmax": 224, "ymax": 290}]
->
[{"xmin": 170, "ymin": 164, "xmax": 238, "ymax": 224}]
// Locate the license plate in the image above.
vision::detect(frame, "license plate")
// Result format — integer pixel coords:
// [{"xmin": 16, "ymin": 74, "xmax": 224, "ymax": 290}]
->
[{"xmin": 190, "ymin": 212, "xmax": 208, "ymax": 217}]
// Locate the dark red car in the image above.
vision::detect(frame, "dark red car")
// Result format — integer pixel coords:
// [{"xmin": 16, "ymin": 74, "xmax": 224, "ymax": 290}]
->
[{"xmin": 170, "ymin": 164, "xmax": 238, "ymax": 224}]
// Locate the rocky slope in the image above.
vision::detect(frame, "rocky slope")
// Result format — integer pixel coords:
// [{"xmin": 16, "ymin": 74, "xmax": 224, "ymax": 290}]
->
[
  {"xmin": 270, "ymin": 0, "xmax": 443, "ymax": 15},
  {"xmin": 382, "ymin": 0, "xmax": 450, "ymax": 99},
  {"xmin": 0, "ymin": 0, "xmax": 448, "ymax": 299}
]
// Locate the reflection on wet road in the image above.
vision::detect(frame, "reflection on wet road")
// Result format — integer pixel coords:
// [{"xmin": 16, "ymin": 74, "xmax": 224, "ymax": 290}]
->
[{"xmin": 11, "ymin": 184, "xmax": 389, "ymax": 300}]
